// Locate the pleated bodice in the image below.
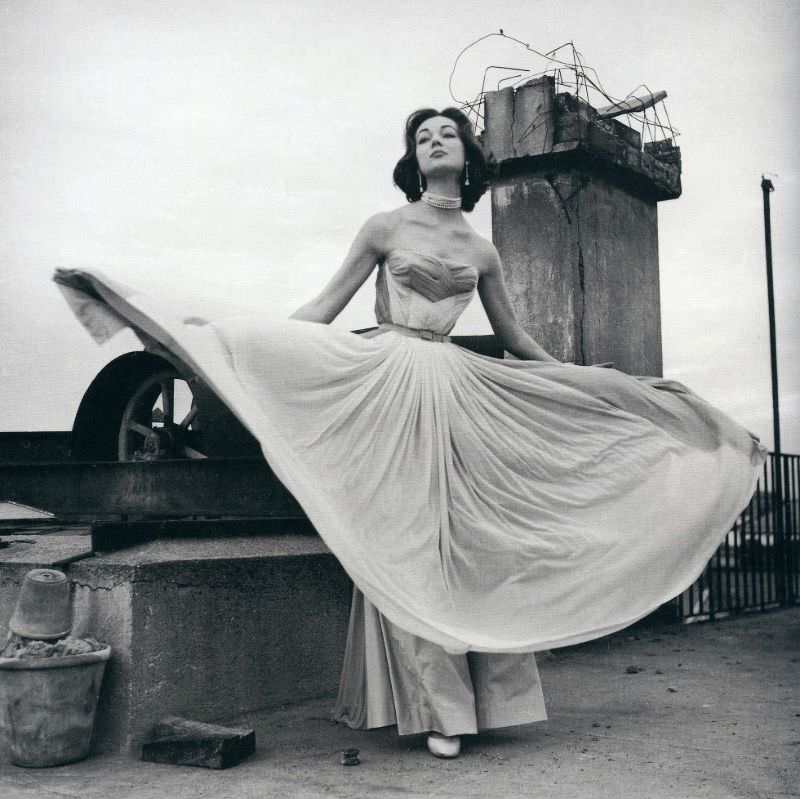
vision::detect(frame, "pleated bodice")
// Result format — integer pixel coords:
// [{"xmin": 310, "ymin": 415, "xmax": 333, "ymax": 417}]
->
[{"xmin": 374, "ymin": 249, "xmax": 479, "ymax": 334}]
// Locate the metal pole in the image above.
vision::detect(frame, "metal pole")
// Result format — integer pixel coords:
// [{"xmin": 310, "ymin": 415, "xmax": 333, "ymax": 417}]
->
[
  {"xmin": 761, "ymin": 177, "xmax": 781, "ymax": 457},
  {"xmin": 761, "ymin": 176, "xmax": 786, "ymax": 603}
]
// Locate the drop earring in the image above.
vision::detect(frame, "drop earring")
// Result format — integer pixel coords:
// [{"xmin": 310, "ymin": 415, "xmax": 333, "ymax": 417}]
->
[
  {"xmin": 464, "ymin": 160, "xmax": 470, "ymax": 187},
  {"xmin": 418, "ymin": 171, "xmax": 424, "ymax": 193}
]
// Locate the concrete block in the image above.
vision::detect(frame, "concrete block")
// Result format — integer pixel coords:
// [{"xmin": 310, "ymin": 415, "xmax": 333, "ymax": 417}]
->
[
  {"xmin": 141, "ymin": 717, "xmax": 255, "ymax": 769},
  {"xmin": 510, "ymin": 77, "xmax": 554, "ymax": 157},
  {"xmin": 483, "ymin": 87, "xmax": 515, "ymax": 163},
  {"xmin": 68, "ymin": 534, "xmax": 352, "ymax": 754},
  {"xmin": 483, "ymin": 79, "xmax": 555, "ymax": 162},
  {"xmin": 554, "ymin": 110, "xmax": 587, "ymax": 145},
  {"xmin": 609, "ymin": 117, "xmax": 641, "ymax": 150},
  {"xmin": 588, "ymin": 121, "xmax": 624, "ymax": 158}
]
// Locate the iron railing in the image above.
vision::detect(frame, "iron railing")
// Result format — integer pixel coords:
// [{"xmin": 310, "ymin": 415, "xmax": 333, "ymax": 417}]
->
[{"xmin": 675, "ymin": 452, "xmax": 799, "ymax": 620}]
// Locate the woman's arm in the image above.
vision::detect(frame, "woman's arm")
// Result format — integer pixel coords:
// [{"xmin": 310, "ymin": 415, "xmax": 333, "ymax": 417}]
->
[
  {"xmin": 290, "ymin": 213, "xmax": 388, "ymax": 324},
  {"xmin": 477, "ymin": 247, "xmax": 560, "ymax": 362}
]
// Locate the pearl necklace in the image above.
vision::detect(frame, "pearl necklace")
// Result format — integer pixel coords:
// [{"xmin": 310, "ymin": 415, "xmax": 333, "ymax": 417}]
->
[{"xmin": 421, "ymin": 191, "xmax": 462, "ymax": 210}]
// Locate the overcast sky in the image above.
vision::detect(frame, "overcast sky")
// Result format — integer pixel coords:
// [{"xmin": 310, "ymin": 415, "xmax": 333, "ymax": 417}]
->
[{"xmin": 1, "ymin": 0, "xmax": 798, "ymax": 451}]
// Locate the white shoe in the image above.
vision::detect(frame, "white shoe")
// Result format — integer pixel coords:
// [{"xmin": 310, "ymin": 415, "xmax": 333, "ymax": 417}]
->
[{"xmin": 426, "ymin": 733, "xmax": 461, "ymax": 758}]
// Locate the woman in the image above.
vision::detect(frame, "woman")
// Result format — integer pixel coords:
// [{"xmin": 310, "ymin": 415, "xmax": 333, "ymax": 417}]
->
[
  {"xmin": 289, "ymin": 109, "xmax": 557, "ymax": 363},
  {"xmin": 54, "ymin": 107, "xmax": 765, "ymax": 760},
  {"xmin": 292, "ymin": 108, "xmax": 560, "ymax": 758}
]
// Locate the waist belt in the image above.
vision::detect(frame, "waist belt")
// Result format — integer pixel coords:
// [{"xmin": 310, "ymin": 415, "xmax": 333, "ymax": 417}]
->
[{"xmin": 378, "ymin": 323, "xmax": 451, "ymax": 343}]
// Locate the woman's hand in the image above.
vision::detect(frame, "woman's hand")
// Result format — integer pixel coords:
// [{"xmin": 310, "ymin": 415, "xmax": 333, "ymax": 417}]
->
[
  {"xmin": 290, "ymin": 213, "xmax": 388, "ymax": 324},
  {"xmin": 477, "ymin": 248, "xmax": 560, "ymax": 362}
]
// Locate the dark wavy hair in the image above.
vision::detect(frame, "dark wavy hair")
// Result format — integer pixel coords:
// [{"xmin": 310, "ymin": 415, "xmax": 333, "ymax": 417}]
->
[{"xmin": 392, "ymin": 107, "xmax": 491, "ymax": 213}]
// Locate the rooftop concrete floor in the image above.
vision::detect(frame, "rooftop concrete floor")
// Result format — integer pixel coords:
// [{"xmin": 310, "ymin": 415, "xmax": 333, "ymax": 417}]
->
[{"xmin": 1, "ymin": 606, "xmax": 798, "ymax": 799}]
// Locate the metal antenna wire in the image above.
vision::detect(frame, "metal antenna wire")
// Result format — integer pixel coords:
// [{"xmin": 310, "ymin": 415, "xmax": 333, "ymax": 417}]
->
[{"xmin": 447, "ymin": 30, "xmax": 678, "ymax": 147}]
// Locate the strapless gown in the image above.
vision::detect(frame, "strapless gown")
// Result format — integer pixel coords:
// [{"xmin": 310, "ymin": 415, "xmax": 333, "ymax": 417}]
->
[{"xmin": 54, "ymin": 250, "xmax": 766, "ymax": 658}]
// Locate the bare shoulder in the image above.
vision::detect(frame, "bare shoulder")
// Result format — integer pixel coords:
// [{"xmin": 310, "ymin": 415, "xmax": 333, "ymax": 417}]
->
[
  {"xmin": 349, "ymin": 210, "xmax": 396, "ymax": 259},
  {"xmin": 359, "ymin": 209, "xmax": 395, "ymax": 239},
  {"xmin": 470, "ymin": 236, "xmax": 502, "ymax": 276},
  {"xmin": 362, "ymin": 207, "xmax": 411, "ymax": 240}
]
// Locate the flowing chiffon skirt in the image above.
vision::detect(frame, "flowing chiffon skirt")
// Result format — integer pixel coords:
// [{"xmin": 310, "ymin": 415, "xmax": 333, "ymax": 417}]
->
[{"xmin": 55, "ymin": 268, "xmax": 766, "ymax": 654}]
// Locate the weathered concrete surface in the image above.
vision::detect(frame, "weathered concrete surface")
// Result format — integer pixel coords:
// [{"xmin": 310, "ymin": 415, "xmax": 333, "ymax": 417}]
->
[
  {"xmin": 483, "ymin": 79, "xmax": 679, "ymax": 376},
  {"xmin": 66, "ymin": 535, "xmax": 352, "ymax": 754},
  {"xmin": 491, "ymin": 170, "xmax": 663, "ymax": 374},
  {"xmin": 1, "ymin": 607, "xmax": 796, "ymax": 798},
  {"xmin": 482, "ymin": 80, "xmax": 555, "ymax": 162},
  {"xmin": 482, "ymin": 79, "xmax": 681, "ymax": 200}
]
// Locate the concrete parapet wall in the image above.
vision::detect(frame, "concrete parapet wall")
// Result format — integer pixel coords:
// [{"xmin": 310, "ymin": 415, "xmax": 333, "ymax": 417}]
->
[
  {"xmin": 1, "ymin": 534, "xmax": 352, "ymax": 755},
  {"xmin": 68, "ymin": 535, "xmax": 352, "ymax": 753}
]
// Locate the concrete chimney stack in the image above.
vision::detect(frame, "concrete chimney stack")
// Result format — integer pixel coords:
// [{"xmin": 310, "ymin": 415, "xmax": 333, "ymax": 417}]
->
[{"xmin": 482, "ymin": 77, "xmax": 681, "ymax": 375}]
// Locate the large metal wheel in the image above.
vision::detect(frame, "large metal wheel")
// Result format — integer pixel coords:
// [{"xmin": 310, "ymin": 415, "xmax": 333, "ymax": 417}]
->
[
  {"xmin": 117, "ymin": 368, "xmax": 205, "ymax": 461},
  {"xmin": 71, "ymin": 351, "xmax": 261, "ymax": 462}
]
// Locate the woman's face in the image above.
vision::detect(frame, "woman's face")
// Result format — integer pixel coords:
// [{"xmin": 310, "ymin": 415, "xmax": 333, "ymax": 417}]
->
[{"xmin": 415, "ymin": 115, "xmax": 465, "ymax": 179}]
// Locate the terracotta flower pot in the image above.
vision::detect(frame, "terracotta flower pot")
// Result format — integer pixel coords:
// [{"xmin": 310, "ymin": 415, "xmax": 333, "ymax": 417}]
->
[
  {"xmin": 8, "ymin": 569, "xmax": 71, "ymax": 640},
  {"xmin": 0, "ymin": 647, "xmax": 111, "ymax": 767}
]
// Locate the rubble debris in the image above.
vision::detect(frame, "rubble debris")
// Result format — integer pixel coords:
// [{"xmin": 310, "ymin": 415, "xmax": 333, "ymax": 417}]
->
[
  {"xmin": 1, "ymin": 631, "xmax": 105, "ymax": 659},
  {"xmin": 341, "ymin": 748, "xmax": 360, "ymax": 766}
]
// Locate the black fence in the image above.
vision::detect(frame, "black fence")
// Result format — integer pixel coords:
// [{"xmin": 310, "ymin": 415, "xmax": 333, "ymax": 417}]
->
[{"xmin": 674, "ymin": 452, "xmax": 799, "ymax": 621}]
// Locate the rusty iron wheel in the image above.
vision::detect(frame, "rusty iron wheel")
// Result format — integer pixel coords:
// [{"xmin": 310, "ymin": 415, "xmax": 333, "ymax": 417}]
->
[
  {"xmin": 71, "ymin": 351, "xmax": 260, "ymax": 462},
  {"xmin": 117, "ymin": 369, "xmax": 206, "ymax": 461}
]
